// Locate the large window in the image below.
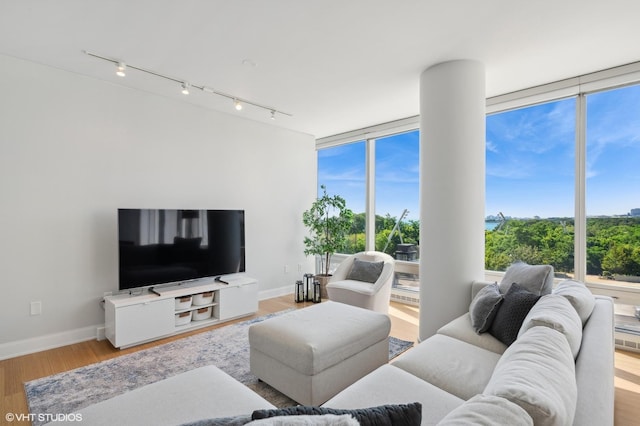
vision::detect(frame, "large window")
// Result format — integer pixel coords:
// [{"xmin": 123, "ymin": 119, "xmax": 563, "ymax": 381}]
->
[
  {"xmin": 375, "ymin": 131, "xmax": 420, "ymax": 292},
  {"xmin": 317, "ymin": 64, "xmax": 640, "ymax": 296},
  {"xmin": 317, "ymin": 130, "xmax": 421, "ymax": 292},
  {"xmin": 485, "ymin": 98, "xmax": 576, "ymax": 275},
  {"xmin": 374, "ymin": 131, "xmax": 420, "ymax": 260},
  {"xmin": 317, "ymin": 141, "xmax": 365, "ymax": 254},
  {"xmin": 586, "ymin": 84, "xmax": 640, "ymax": 285}
]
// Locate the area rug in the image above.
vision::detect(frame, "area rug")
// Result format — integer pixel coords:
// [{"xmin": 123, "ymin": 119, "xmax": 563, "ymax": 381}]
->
[{"xmin": 25, "ymin": 309, "xmax": 413, "ymax": 425}]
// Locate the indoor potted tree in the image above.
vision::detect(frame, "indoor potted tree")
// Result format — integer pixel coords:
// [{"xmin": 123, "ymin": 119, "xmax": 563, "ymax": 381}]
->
[{"xmin": 303, "ymin": 185, "xmax": 354, "ymax": 297}]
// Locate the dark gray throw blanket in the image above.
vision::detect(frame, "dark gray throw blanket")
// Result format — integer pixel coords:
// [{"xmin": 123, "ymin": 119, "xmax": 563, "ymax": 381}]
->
[
  {"xmin": 251, "ymin": 403, "xmax": 422, "ymax": 426},
  {"xmin": 180, "ymin": 402, "xmax": 422, "ymax": 426}
]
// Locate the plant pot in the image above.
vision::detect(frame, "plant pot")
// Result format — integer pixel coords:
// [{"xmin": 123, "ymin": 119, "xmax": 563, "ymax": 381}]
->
[{"xmin": 315, "ymin": 274, "xmax": 331, "ymax": 299}]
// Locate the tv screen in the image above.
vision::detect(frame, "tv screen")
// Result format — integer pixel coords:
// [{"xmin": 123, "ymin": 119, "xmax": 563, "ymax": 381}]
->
[{"xmin": 117, "ymin": 209, "xmax": 245, "ymax": 290}]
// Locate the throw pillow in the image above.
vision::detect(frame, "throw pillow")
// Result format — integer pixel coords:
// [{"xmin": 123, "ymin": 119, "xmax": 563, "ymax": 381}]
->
[
  {"xmin": 499, "ymin": 262, "xmax": 554, "ymax": 296},
  {"xmin": 469, "ymin": 282, "xmax": 504, "ymax": 334},
  {"xmin": 346, "ymin": 258, "xmax": 384, "ymax": 283},
  {"xmin": 518, "ymin": 294, "xmax": 583, "ymax": 358},
  {"xmin": 489, "ymin": 283, "xmax": 540, "ymax": 346},
  {"xmin": 251, "ymin": 403, "xmax": 422, "ymax": 426},
  {"xmin": 553, "ymin": 279, "xmax": 596, "ymax": 326}
]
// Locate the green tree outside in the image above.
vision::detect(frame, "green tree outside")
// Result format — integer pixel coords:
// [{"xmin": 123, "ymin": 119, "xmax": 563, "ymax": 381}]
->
[{"xmin": 343, "ymin": 213, "xmax": 640, "ymax": 280}]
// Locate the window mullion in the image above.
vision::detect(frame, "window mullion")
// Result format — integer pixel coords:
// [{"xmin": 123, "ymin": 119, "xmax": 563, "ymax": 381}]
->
[
  {"xmin": 574, "ymin": 94, "xmax": 587, "ymax": 282},
  {"xmin": 365, "ymin": 138, "xmax": 376, "ymax": 250}
]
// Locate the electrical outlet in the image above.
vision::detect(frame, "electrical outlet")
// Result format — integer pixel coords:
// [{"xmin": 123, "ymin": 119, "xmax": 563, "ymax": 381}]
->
[
  {"xmin": 284, "ymin": 265, "xmax": 290, "ymax": 273},
  {"xmin": 96, "ymin": 327, "xmax": 106, "ymax": 340},
  {"xmin": 30, "ymin": 301, "xmax": 42, "ymax": 316}
]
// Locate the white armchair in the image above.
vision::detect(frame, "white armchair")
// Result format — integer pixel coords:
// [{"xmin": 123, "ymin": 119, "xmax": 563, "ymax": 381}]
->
[{"xmin": 326, "ymin": 251, "xmax": 395, "ymax": 314}]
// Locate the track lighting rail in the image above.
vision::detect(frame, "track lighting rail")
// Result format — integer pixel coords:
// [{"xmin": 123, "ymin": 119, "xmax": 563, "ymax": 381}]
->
[{"xmin": 83, "ymin": 50, "xmax": 292, "ymax": 119}]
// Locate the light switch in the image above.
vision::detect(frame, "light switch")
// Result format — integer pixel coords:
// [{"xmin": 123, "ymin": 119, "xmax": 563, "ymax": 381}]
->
[{"xmin": 30, "ymin": 301, "xmax": 42, "ymax": 316}]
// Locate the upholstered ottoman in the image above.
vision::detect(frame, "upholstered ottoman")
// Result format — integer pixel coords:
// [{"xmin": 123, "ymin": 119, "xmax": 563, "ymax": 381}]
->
[{"xmin": 249, "ymin": 301, "xmax": 391, "ymax": 406}]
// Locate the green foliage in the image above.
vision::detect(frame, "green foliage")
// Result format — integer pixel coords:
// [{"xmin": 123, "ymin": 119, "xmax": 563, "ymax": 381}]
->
[
  {"xmin": 344, "ymin": 232, "xmax": 366, "ymax": 254},
  {"xmin": 344, "ymin": 213, "xmax": 420, "ymax": 256},
  {"xmin": 602, "ymin": 244, "xmax": 640, "ymax": 276},
  {"xmin": 485, "ymin": 216, "xmax": 640, "ymax": 277},
  {"xmin": 342, "ymin": 209, "xmax": 640, "ymax": 278},
  {"xmin": 302, "ymin": 185, "xmax": 354, "ymax": 275}
]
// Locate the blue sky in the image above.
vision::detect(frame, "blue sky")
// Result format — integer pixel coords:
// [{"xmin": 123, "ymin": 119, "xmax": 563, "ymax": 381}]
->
[{"xmin": 319, "ymin": 84, "xmax": 640, "ymax": 220}]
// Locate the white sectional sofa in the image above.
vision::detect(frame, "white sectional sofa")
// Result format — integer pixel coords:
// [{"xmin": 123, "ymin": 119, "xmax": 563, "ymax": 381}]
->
[
  {"xmin": 324, "ymin": 268, "xmax": 615, "ymax": 426},
  {"xmin": 54, "ymin": 264, "xmax": 614, "ymax": 425}
]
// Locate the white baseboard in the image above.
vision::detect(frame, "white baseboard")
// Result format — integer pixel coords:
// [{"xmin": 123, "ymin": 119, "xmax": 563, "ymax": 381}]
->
[
  {"xmin": 0, "ymin": 325, "xmax": 101, "ymax": 361},
  {"xmin": 259, "ymin": 285, "xmax": 293, "ymax": 301},
  {"xmin": 2, "ymin": 288, "xmax": 293, "ymax": 361}
]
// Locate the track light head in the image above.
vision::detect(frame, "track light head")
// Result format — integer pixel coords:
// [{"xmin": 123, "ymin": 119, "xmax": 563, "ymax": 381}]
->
[
  {"xmin": 181, "ymin": 82, "xmax": 190, "ymax": 95},
  {"xmin": 116, "ymin": 62, "xmax": 126, "ymax": 77},
  {"xmin": 270, "ymin": 110, "xmax": 276, "ymax": 120},
  {"xmin": 234, "ymin": 99, "xmax": 243, "ymax": 111}
]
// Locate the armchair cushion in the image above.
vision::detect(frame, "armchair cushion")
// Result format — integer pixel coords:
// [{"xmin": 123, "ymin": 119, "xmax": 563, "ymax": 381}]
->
[{"xmin": 346, "ymin": 258, "xmax": 384, "ymax": 283}]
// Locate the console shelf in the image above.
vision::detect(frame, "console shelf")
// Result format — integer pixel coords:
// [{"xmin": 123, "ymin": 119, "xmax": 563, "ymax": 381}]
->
[
  {"xmin": 174, "ymin": 302, "xmax": 219, "ymax": 315},
  {"xmin": 104, "ymin": 275, "xmax": 258, "ymax": 348}
]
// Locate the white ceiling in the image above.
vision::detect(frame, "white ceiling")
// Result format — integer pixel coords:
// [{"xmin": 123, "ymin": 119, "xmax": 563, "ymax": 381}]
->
[{"xmin": 1, "ymin": 1, "xmax": 639, "ymax": 139}]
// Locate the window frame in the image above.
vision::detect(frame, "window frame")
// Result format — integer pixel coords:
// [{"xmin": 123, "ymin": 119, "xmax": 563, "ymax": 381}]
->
[{"xmin": 317, "ymin": 61, "xmax": 640, "ymax": 301}]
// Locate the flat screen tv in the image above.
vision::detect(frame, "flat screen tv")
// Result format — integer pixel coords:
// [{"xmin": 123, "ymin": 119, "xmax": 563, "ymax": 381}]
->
[{"xmin": 118, "ymin": 209, "xmax": 245, "ymax": 291}]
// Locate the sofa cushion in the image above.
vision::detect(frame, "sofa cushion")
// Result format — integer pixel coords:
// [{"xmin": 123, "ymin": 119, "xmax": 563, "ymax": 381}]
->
[
  {"xmin": 469, "ymin": 282, "xmax": 503, "ymax": 333},
  {"xmin": 437, "ymin": 313, "xmax": 507, "ymax": 355},
  {"xmin": 346, "ymin": 258, "xmax": 384, "ymax": 283},
  {"xmin": 489, "ymin": 283, "xmax": 540, "ymax": 346},
  {"xmin": 392, "ymin": 334, "xmax": 501, "ymax": 401},
  {"xmin": 499, "ymin": 262, "xmax": 554, "ymax": 296},
  {"xmin": 437, "ymin": 394, "xmax": 533, "ymax": 426},
  {"xmin": 323, "ymin": 365, "xmax": 465, "ymax": 424},
  {"xmin": 553, "ymin": 279, "xmax": 596, "ymax": 326},
  {"xmin": 518, "ymin": 294, "xmax": 583, "ymax": 358},
  {"xmin": 484, "ymin": 326, "xmax": 577, "ymax": 426}
]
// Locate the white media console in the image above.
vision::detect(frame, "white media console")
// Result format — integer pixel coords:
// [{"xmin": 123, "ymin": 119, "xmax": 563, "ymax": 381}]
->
[{"xmin": 104, "ymin": 275, "xmax": 258, "ymax": 348}]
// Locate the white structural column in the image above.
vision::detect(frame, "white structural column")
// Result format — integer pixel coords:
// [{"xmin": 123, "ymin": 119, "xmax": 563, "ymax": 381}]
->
[{"xmin": 419, "ymin": 60, "xmax": 486, "ymax": 342}]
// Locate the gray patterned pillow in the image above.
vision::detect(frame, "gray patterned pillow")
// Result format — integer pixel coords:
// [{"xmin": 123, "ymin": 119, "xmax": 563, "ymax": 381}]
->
[
  {"xmin": 469, "ymin": 282, "xmax": 503, "ymax": 334},
  {"xmin": 489, "ymin": 283, "xmax": 540, "ymax": 346},
  {"xmin": 346, "ymin": 258, "xmax": 384, "ymax": 283}
]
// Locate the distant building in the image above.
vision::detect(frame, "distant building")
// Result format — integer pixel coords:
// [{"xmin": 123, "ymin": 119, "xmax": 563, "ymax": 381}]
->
[{"xmin": 631, "ymin": 208, "xmax": 640, "ymax": 217}]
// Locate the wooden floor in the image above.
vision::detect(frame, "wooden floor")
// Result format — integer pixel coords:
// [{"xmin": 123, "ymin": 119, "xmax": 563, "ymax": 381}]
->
[{"xmin": 1, "ymin": 296, "xmax": 639, "ymax": 425}]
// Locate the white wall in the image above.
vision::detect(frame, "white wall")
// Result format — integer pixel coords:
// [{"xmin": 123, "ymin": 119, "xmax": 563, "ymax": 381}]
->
[{"xmin": 0, "ymin": 54, "xmax": 316, "ymax": 358}]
